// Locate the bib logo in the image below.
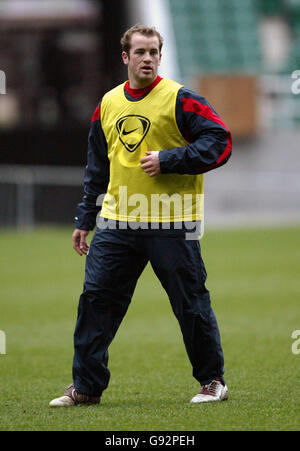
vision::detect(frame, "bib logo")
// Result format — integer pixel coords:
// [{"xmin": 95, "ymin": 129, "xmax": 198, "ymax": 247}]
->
[{"xmin": 116, "ymin": 115, "xmax": 150, "ymax": 152}]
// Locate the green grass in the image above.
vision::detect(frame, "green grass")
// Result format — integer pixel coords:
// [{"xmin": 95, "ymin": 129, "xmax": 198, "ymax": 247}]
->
[{"xmin": 0, "ymin": 225, "xmax": 299, "ymax": 431}]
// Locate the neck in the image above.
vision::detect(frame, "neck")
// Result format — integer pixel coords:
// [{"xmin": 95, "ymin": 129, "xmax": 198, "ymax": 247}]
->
[
  {"xmin": 128, "ymin": 75, "xmax": 158, "ymax": 90},
  {"xmin": 129, "ymin": 80, "xmax": 155, "ymax": 89},
  {"xmin": 125, "ymin": 76, "xmax": 162, "ymax": 99}
]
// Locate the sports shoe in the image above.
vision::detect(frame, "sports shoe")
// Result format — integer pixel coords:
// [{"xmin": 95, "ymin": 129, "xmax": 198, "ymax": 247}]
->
[
  {"xmin": 49, "ymin": 384, "xmax": 100, "ymax": 407},
  {"xmin": 190, "ymin": 379, "xmax": 228, "ymax": 403}
]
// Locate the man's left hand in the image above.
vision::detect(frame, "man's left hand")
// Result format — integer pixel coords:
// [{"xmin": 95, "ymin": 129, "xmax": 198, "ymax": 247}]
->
[{"xmin": 140, "ymin": 151, "xmax": 161, "ymax": 177}]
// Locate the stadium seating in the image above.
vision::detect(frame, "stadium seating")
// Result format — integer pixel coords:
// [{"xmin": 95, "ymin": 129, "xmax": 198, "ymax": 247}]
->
[{"xmin": 168, "ymin": 0, "xmax": 261, "ymax": 80}]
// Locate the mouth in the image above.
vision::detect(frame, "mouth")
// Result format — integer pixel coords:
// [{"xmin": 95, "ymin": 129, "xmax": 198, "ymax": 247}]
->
[{"xmin": 141, "ymin": 66, "xmax": 153, "ymax": 73}]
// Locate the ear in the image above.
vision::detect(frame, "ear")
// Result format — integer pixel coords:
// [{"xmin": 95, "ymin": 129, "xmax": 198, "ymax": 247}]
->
[
  {"xmin": 158, "ymin": 52, "xmax": 162, "ymax": 66},
  {"xmin": 122, "ymin": 51, "xmax": 129, "ymax": 66}
]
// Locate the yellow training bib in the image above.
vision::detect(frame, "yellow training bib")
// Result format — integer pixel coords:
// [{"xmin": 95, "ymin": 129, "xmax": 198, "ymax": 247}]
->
[{"xmin": 100, "ymin": 78, "xmax": 204, "ymax": 223}]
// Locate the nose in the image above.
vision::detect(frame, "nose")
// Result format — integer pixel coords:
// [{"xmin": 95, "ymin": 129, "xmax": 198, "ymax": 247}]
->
[{"xmin": 143, "ymin": 52, "xmax": 152, "ymax": 62}]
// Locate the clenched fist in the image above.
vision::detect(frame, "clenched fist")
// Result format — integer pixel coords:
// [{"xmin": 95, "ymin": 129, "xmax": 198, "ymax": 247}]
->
[{"xmin": 140, "ymin": 151, "xmax": 161, "ymax": 177}]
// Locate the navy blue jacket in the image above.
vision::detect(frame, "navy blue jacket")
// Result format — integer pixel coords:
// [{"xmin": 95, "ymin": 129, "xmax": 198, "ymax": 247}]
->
[{"xmin": 75, "ymin": 77, "xmax": 232, "ymax": 230}]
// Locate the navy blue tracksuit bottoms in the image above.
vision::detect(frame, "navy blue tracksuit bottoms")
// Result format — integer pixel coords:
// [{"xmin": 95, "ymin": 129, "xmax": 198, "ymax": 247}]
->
[{"xmin": 72, "ymin": 225, "xmax": 225, "ymax": 397}]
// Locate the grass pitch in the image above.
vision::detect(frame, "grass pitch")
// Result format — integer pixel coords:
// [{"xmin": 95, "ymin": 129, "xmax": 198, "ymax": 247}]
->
[{"xmin": 0, "ymin": 225, "xmax": 299, "ymax": 431}]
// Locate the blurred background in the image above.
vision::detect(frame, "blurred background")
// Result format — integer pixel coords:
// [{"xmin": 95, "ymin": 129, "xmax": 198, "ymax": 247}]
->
[{"xmin": 0, "ymin": 0, "xmax": 300, "ymax": 229}]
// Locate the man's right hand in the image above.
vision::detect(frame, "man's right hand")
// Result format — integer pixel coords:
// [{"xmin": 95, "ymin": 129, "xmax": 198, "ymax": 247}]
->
[{"xmin": 72, "ymin": 229, "xmax": 90, "ymax": 256}]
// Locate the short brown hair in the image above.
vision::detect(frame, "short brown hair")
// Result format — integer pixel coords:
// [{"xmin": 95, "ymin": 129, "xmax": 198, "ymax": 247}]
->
[{"xmin": 120, "ymin": 24, "xmax": 163, "ymax": 54}]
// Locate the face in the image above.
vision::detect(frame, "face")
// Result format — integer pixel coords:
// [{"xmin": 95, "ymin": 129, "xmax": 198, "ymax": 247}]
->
[{"xmin": 122, "ymin": 33, "xmax": 162, "ymax": 89}]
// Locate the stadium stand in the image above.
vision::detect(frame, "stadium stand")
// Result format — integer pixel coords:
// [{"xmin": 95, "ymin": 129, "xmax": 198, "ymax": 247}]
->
[{"xmin": 168, "ymin": 0, "xmax": 261, "ymax": 79}]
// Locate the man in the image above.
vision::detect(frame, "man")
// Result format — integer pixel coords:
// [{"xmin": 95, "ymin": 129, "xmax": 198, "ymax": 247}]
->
[{"xmin": 49, "ymin": 24, "xmax": 232, "ymax": 407}]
